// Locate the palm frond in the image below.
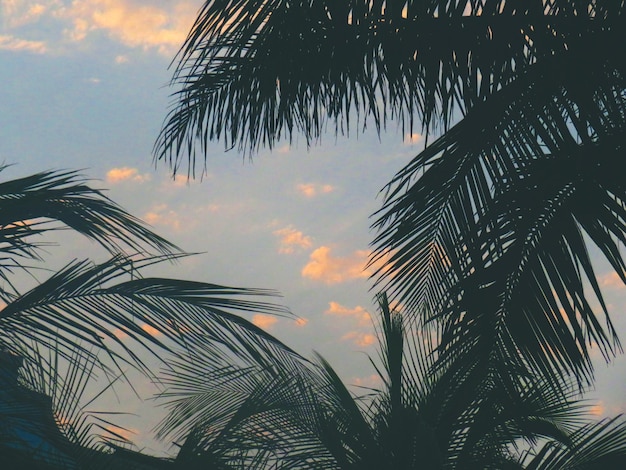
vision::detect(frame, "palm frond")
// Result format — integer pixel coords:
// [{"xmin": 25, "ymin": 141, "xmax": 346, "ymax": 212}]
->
[
  {"xmin": 0, "ymin": 168, "xmax": 178, "ymax": 274},
  {"xmin": 0, "ymin": 254, "xmax": 292, "ymax": 380},
  {"xmin": 154, "ymin": 0, "xmax": 624, "ymax": 174},
  {"xmin": 372, "ymin": 23, "xmax": 626, "ymax": 386}
]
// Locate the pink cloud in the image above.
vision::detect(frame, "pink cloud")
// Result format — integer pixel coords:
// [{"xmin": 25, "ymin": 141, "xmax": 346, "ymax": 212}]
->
[
  {"xmin": 143, "ymin": 204, "xmax": 181, "ymax": 231},
  {"xmin": 294, "ymin": 317, "xmax": 309, "ymax": 327},
  {"xmin": 341, "ymin": 331, "xmax": 377, "ymax": 347},
  {"xmin": 106, "ymin": 167, "xmax": 150, "ymax": 183},
  {"xmin": 273, "ymin": 226, "xmax": 312, "ymax": 254},
  {"xmin": 301, "ymin": 246, "xmax": 369, "ymax": 284},
  {"xmin": 252, "ymin": 314, "xmax": 278, "ymax": 330},
  {"xmin": 324, "ymin": 302, "xmax": 371, "ymax": 326},
  {"xmin": 404, "ymin": 132, "xmax": 423, "ymax": 145},
  {"xmin": 141, "ymin": 324, "xmax": 161, "ymax": 337},
  {"xmin": 0, "ymin": 35, "xmax": 46, "ymax": 53},
  {"xmin": 59, "ymin": 0, "xmax": 197, "ymax": 55},
  {"xmin": 296, "ymin": 183, "xmax": 334, "ymax": 198},
  {"xmin": 600, "ymin": 271, "xmax": 625, "ymax": 289}
]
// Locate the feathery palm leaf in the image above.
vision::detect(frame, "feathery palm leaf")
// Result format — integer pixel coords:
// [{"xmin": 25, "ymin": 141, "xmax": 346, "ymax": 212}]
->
[
  {"xmin": 372, "ymin": 18, "xmax": 626, "ymax": 386},
  {"xmin": 155, "ymin": 0, "xmax": 622, "ymax": 174}
]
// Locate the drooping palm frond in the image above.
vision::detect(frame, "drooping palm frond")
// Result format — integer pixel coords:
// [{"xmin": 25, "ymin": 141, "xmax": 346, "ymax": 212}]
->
[
  {"xmin": 0, "ymin": 254, "xmax": 293, "ymax": 380},
  {"xmin": 0, "ymin": 167, "xmax": 179, "ymax": 299},
  {"xmin": 372, "ymin": 19, "xmax": 626, "ymax": 387},
  {"xmin": 155, "ymin": 0, "xmax": 623, "ymax": 175}
]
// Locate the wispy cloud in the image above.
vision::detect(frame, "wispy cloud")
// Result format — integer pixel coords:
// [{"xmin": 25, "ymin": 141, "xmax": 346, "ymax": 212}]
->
[
  {"xmin": 0, "ymin": 34, "xmax": 46, "ymax": 53},
  {"xmin": 143, "ymin": 204, "xmax": 181, "ymax": 231},
  {"xmin": 60, "ymin": 0, "xmax": 196, "ymax": 54},
  {"xmin": 404, "ymin": 132, "xmax": 423, "ymax": 145},
  {"xmin": 296, "ymin": 182, "xmax": 334, "ymax": 198},
  {"xmin": 273, "ymin": 226, "xmax": 312, "ymax": 254},
  {"xmin": 600, "ymin": 271, "xmax": 625, "ymax": 289},
  {"xmin": 324, "ymin": 301, "xmax": 371, "ymax": 326},
  {"xmin": 2, "ymin": 0, "xmax": 197, "ymax": 55},
  {"xmin": 341, "ymin": 330, "xmax": 376, "ymax": 347},
  {"xmin": 106, "ymin": 167, "xmax": 150, "ymax": 183},
  {"xmin": 301, "ymin": 246, "xmax": 369, "ymax": 284}
]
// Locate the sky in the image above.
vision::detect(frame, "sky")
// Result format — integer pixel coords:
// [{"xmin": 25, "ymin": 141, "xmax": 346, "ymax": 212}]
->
[{"xmin": 1, "ymin": 0, "xmax": 626, "ymax": 457}]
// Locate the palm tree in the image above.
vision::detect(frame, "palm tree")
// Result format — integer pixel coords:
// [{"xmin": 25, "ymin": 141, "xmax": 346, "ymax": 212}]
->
[
  {"xmin": 154, "ymin": 0, "xmax": 626, "ymax": 395},
  {"xmin": 155, "ymin": 293, "xmax": 626, "ymax": 469},
  {"xmin": 0, "ymin": 166, "xmax": 297, "ymax": 466}
]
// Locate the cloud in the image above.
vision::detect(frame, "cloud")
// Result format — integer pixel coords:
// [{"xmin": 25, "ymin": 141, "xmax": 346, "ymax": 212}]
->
[
  {"xmin": 1, "ymin": 1, "xmax": 48, "ymax": 28},
  {"xmin": 324, "ymin": 302, "xmax": 371, "ymax": 326},
  {"xmin": 297, "ymin": 183, "xmax": 334, "ymax": 198},
  {"xmin": 294, "ymin": 317, "xmax": 308, "ymax": 327},
  {"xmin": 0, "ymin": 35, "xmax": 47, "ymax": 53},
  {"xmin": 600, "ymin": 271, "xmax": 625, "ymax": 289},
  {"xmin": 351, "ymin": 374, "xmax": 382, "ymax": 388},
  {"xmin": 59, "ymin": 0, "xmax": 197, "ymax": 54},
  {"xmin": 404, "ymin": 132, "xmax": 423, "ymax": 145},
  {"xmin": 141, "ymin": 324, "xmax": 161, "ymax": 337},
  {"xmin": 301, "ymin": 246, "xmax": 369, "ymax": 284},
  {"xmin": 114, "ymin": 54, "xmax": 128, "ymax": 63},
  {"xmin": 252, "ymin": 314, "xmax": 278, "ymax": 330},
  {"xmin": 589, "ymin": 401, "xmax": 604, "ymax": 416},
  {"xmin": 143, "ymin": 204, "xmax": 181, "ymax": 231},
  {"xmin": 273, "ymin": 226, "xmax": 312, "ymax": 254},
  {"xmin": 106, "ymin": 167, "xmax": 150, "ymax": 183},
  {"xmin": 341, "ymin": 331, "xmax": 376, "ymax": 347}
]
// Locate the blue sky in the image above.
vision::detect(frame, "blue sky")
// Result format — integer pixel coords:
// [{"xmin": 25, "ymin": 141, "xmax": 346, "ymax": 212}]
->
[{"xmin": 2, "ymin": 0, "xmax": 625, "ymax": 456}]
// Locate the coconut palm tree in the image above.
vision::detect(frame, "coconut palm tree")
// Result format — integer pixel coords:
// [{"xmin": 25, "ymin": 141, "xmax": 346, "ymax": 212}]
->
[
  {"xmin": 155, "ymin": 293, "xmax": 626, "ymax": 469},
  {"xmin": 154, "ymin": 0, "xmax": 626, "ymax": 392},
  {"xmin": 0, "ymin": 166, "xmax": 297, "ymax": 466}
]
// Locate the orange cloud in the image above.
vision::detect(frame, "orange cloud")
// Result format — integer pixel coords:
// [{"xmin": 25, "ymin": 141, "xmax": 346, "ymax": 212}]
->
[
  {"xmin": 143, "ymin": 204, "xmax": 181, "ymax": 231},
  {"xmin": 590, "ymin": 401, "xmax": 605, "ymax": 416},
  {"xmin": 252, "ymin": 314, "xmax": 278, "ymax": 330},
  {"xmin": 112, "ymin": 328, "xmax": 129, "ymax": 340},
  {"xmin": 104, "ymin": 424, "xmax": 138, "ymax": 441},
  {"xmin": 404, "ymin": 132, "xmax": 423, "ymax": 145},
  {"xmin": 351, "ymin": 374, "xmax": 382, "ymax": 389},
  {"xmin": 60, "ymin": 0, "xmax": 197, "ymax": 54},
  {"xmin": 324, "ymin": 302, "xmax": 371, "ymax": 326},
  {"xmin": 294, "ymin": 317, "xmax": 309, "ymax": 327},
  {"xmin": 141, "ymin": 324, "xmax": 161, "ymax": 337},
  {"xmin": 600, "ymin": 271, "xmax": 625, "ymax": 289},
  {"xmin": 301, "ymin": 246, "xmax": 369, "ymax": 284},
  {"xmin": 106, "ymin": 167, "xmax": 150, "ymax": 183},
  {"xmin": 297, "ymin": 183, "xmax": 334, "ymax": 198},
  {"xmin": 273, "ymin": 226, "xmax": 312, "ymax": 254},
  {"xmin": 0, "ymin": 35, "xmax": 46, "ymax": 53},
  {"xmin": 341, "ymin": 331, "xmax": 377, "ymax": 347}
]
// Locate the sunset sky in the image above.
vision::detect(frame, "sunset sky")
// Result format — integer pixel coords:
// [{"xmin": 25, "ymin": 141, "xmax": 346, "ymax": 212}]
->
[{"xmin": 2, "ymin": 0, "xmax": 625, "ymax": 456}]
